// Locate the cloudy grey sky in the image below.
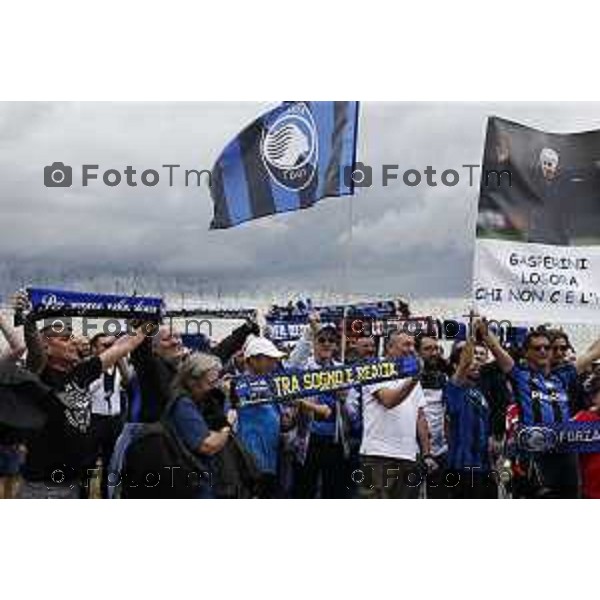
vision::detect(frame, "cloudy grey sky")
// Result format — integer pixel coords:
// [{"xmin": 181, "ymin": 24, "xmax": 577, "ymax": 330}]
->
[{"xmin": 1, "ymin": 101, "xmax": 600, "ymax": 303}]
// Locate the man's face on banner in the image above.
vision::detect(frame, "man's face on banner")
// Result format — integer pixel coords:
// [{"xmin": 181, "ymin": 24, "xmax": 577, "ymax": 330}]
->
[{"xmin": 540, "ymin": 147, "xmax": 560, "ymax": 180}]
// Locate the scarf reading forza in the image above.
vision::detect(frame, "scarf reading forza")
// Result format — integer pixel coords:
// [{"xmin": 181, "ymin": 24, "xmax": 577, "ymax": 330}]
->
[
  {"xmin": 517, "ymin": 422, "xmax": 600, "ymax": 454},
  {"xmin": 234, "ymin": 356, "xmax": 420, "ymax": 406}
]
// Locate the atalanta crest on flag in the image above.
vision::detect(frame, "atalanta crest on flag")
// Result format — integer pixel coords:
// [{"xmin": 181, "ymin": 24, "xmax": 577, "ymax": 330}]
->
[
  {"xmin": 261, "ymin": 102, "xmax": 318, "ymax": 191},
  {"xmin": 209, "ymin": 101, "xmax": 359, "ymax": 229}
]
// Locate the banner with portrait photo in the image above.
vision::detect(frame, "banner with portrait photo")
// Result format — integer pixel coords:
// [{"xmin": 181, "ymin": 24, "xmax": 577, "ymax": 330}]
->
[{"xmin": 474, "ymin": 116, "xmax": 600, "ymax": 322}]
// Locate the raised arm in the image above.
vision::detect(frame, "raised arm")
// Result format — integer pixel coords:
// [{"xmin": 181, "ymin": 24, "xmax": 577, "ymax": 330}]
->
[
  {"xmin": 0, "ymin": 312, "xmax": 26, "ymax": 361},
  {"xmin": 99, "ymin": 326, "xmax": 148, "ymax": 372},
  {"xmin": 116, "ymin": 357, "xmax": 132, "ymax": 387},
  {"xmin": 11, "ymin": 290, "xmax": 46, "ymax": 373},
  {"xmin": 213, "ymin": 320, "xmax": 259, "ymax": 363},
  {"xmin": 286, "ymin": 313, "xmax": 320, "ymax": 368},
  {"xmin": 476, "ymin": 318, "xmax": 514, "ymax": 375}
]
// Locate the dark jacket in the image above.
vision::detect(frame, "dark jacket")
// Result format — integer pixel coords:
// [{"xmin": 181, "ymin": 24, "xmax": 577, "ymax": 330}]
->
[
  {"xmin": 0, "ymin": 360, "xmax": 51, "ymax": 436},
  {"xmin": 130, "ymin": 321, "xmax": 258, "ymax": 423}
]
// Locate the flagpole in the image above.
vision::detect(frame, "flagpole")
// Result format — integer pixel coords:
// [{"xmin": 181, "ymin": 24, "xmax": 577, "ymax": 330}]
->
[
  {"xmin": 341, "ymin": 192, "xmax": 353, "ymax": 363},
  {"xmin": 344, "ymin": 192, "xmax": 353, "ymax": 301},
  {"xmin": 341, "ymin": 101, "xmax": 360, "ymax": 362}
]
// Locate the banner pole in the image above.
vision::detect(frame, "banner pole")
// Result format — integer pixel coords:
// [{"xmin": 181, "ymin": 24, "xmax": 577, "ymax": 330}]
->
[
  {"xmin": 346, "ymin": 192, "xmax": 353, "ymax": 300},
  {"xmin": 340, "ymin": 194, "xmax": 354, "ymax": 363},
  {"xmin": 341, "ymin": 101, "xmax": 360, "ymax": 362}
]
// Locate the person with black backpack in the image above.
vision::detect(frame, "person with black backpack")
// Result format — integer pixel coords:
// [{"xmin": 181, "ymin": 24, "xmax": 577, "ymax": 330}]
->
[{"xmin": 119, "ymin": 353, "xmax": 259, "ymax": 499}]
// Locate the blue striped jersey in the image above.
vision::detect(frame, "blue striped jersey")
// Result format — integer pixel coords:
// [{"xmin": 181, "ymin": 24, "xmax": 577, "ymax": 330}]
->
[{"xmin": 508, "ymin": 363, "xmax": 576, "ymax": 426}]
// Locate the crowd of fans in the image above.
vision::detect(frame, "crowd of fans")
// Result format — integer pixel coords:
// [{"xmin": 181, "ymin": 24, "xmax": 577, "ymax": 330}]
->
[{"xmin": 2, "ymin": 290, "xmax": 600, "ymax": 500}]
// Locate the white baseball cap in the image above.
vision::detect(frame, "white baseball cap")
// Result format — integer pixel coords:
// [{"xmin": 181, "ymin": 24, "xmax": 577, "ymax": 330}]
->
[{"xmin": 243, "ymin": 336, "xmax": 286, "ymax": 359}]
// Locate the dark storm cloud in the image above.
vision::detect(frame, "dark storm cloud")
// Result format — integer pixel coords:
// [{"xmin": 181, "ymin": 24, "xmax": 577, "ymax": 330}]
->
[{"xmin": 1, "ymin": 101, "xmax": 600, "ymax": 301}]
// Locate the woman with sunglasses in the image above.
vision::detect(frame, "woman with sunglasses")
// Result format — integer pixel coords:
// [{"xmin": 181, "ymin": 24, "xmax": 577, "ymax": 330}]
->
[{"xmin": 167, "ymin": 353, "xmax": 235, "ymax": 498}]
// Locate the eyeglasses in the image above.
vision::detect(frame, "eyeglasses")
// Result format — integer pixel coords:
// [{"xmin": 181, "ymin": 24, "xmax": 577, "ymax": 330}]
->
[
  {"xmin": 530, "ymin": 344, "xmax": 550, "ymax": 352},
  {"xmin": 552, "ymin": 345, "xmax": 569, "ymax": 352},
  {"xmin": 317, "ymin": 336, "xmax": 337, "ymax": 344}
]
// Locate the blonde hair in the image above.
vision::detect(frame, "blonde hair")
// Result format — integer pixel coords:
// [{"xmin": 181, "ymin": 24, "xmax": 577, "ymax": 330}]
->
[{"xmin": 171, "ymin": 352, "xmax": 222, "ymax": 399}]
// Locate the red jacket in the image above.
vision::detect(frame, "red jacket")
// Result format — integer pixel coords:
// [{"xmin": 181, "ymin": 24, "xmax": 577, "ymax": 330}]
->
[{"xmin": 574, "ymin": 409, "xmax": 600, "ymax": 499}]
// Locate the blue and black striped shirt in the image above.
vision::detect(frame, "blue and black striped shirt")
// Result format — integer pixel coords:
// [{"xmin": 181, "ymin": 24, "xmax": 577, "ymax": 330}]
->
[{"xmin": 508, "ymin": 363, "xmax": 576, "ymax": 426}]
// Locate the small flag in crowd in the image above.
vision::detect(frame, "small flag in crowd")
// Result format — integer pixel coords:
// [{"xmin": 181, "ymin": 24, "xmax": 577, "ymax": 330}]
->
[{"xmin": 209, "ymin": 101, "xmax": 359, "ymax": 229}]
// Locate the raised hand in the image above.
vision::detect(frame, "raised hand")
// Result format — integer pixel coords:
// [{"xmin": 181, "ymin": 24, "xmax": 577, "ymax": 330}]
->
[{"xmin": 307, "ymin": 311, "xmax": 321, "ymax": 338}]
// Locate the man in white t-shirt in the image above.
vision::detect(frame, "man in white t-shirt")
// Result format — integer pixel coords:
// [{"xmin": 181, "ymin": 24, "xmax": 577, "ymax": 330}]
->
[{"xmin": 359, "ymin": 332, "xmax": 431, "ymax": 499}]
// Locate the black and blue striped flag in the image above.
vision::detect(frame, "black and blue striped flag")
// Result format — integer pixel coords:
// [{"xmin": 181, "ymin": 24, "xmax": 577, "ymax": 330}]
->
[{"xmin": 209, "ymin": 101, "xmax": 359, "ymax": 229}]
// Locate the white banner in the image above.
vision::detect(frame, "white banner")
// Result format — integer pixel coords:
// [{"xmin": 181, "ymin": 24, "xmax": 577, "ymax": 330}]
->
[{"xmin": 474, "ymin": 239, "xmax": 600, "ymax": 324}]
